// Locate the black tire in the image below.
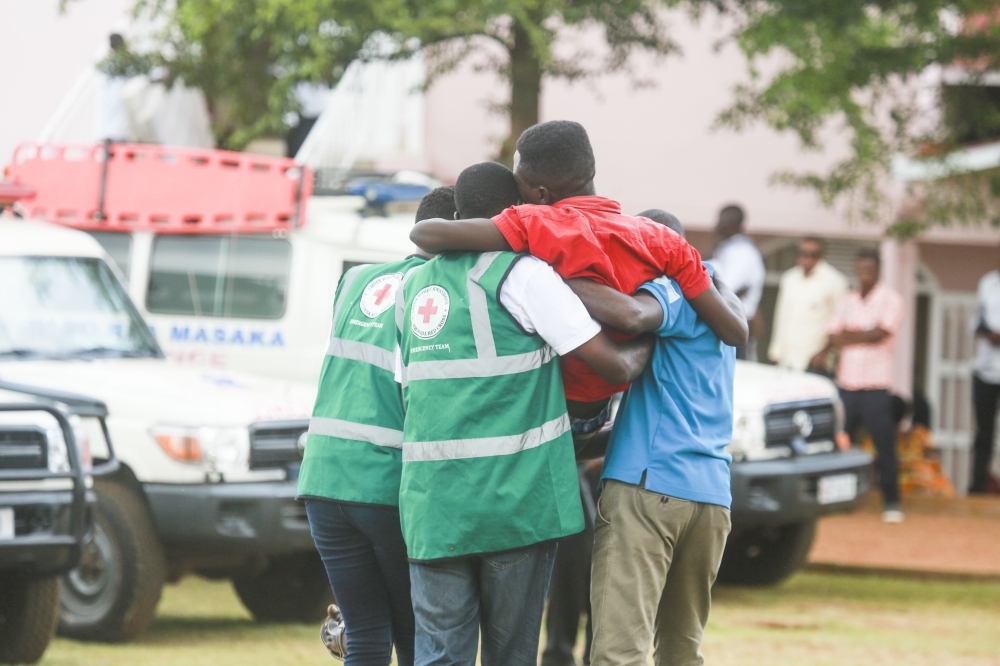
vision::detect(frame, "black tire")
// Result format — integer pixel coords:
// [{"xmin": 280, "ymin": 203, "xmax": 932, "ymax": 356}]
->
[
  {"xmin": 58, "ymin": 478, "xmax": 166, "ymax": 642},
  {"xmin": 0, "ymin": 575, "xmax": 60, "ymax": 665},
  {"xmin": 716, "ymin": 520, "xmax": 817, "ymax": 587},
  {"xmin": 232, "ymin": 552, "xmax": 333, "ymax": 623}
]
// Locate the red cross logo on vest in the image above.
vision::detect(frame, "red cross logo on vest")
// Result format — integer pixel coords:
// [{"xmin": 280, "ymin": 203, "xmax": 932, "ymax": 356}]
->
[
  {"xmin": 360, "ymin": 272, "xmax": 404, "ymax": 318},
  {"xmin": 411, "ymin": 285, "xmax": 450, "ymax": 339}
]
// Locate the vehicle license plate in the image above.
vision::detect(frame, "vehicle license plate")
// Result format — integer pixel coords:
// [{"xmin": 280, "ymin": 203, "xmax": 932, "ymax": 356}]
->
[
  {"xmin": 817, "ymin": 473, "xmax": 858, "ymax": 505},
  {"xmin": 0, "ymin": 507, "xmax": 14, "ymax": 540}
]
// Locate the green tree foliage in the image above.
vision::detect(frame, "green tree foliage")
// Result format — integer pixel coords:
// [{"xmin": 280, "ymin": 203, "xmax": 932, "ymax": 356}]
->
[
  {"xmin": 98, "ymin": 0, "xmax": 681, "ymax": 155},
  {"xmin": 702, "ymin": 0, "xmax": 1000, "ymax": 229},
  {"xmin": 103, "ymin": 0, "xmax": 379, "ymax": 149}
]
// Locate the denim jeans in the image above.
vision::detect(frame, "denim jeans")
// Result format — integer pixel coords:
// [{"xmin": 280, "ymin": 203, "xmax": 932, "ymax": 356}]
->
[
  {"xmin": 409, "ymin": 542, "xmax": 557, "ymax": 666},
  {"xmin": 305, "ymin": 499, "xmax": 415, "ymax": 666}
]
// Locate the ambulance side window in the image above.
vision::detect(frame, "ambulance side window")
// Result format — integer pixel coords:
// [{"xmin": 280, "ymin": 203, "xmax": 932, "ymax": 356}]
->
[
  {"xmin": 87, "ymin": 231, "xmax": 132, "ymax": 284},
  {"xmin": 147, "ymin": 235, "xmax": 292, "ymax": 319}
]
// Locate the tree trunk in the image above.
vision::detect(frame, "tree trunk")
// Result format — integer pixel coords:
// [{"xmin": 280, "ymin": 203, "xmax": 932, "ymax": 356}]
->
[{"xmin": 498, "ymin": 19, "xmax": 542, "ymax": 166}]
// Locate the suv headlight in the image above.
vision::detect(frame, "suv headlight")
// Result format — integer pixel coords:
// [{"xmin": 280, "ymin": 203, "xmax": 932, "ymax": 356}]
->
[
  {"xmin": 726, "ymin": 411, "xmax": 766, "ymax": 462},
  {"xmin": 151, "ymin": 426, "xmax": 250, "ymax": 473}
]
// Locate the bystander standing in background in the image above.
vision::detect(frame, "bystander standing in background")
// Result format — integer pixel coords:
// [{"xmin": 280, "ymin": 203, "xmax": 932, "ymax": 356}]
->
[
  {"xmin": 820, "ymin": 249, "xmax": 904, "ymax": 523},
  {"xmin": 969, "ymin": 256, "xmax": 1000, "ymax": 494},
  {"xmin": 768, "ymin": 237, "xmax": 848, "ymax": 373},
  {"xmin": 712, "ymin": 204, "xmax": 765, "ymax": 360}
]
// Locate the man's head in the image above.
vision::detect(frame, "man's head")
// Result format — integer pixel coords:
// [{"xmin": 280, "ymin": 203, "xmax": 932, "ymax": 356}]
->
[
  {"xmin": 637, "ymin": 208, "xmax": 684, "ymax": 238},
  {"xmin": 797, "ymin": 236, "xmax": 825, "ymax": 275},
  {"xmin": 513, "ymin": 120, "xmax": 596, "ymax": 205},
  {"xmin": 454, "ymin": 162, "xmax": 521, "ymax": 219},
  {"xmin": 714, "ymin": 204, "xmax": 745, "ymax": 240},
  {"xmin": 109, "ymin": 33, "xmax": 125, "ymax": 52},
  {"xmin": 415, "ymin": 186, "xmax": 457, "ymax": 224},
  {"xmin": 856, "ymin": 248, "xmax": 881, "ymax": 292}
]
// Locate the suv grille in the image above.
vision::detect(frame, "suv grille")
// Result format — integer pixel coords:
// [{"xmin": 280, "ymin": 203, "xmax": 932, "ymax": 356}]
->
[
  {"xmin": 764, "ymin": 401, "xmax": 836, "ymax": 453},
  {"xmin": 249, "ymin": 420, "xmax": 308, "ymax": 470},
  {"xmin": 0, "ymin": 428, "xmax": 48, "ymax": 470}
]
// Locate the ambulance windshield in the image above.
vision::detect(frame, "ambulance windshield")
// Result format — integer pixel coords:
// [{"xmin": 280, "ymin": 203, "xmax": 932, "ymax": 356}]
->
[{"xmin": 0, "ymin": 257, "xmax": 161, "ymax": 360}]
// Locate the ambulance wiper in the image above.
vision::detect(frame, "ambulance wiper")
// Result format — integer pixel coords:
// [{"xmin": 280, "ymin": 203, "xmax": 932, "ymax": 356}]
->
[
  {"xmin": 0, "ymin": 349, "xmax": 50, "ymax": 359},
  {"xmin": 69, "ymin": 347, "xmax": 157, "ymax": 359}
]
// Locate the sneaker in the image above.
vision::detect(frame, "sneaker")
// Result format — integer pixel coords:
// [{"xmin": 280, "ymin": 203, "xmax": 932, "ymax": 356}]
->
[
  {"xmin": 320, "ymin": 604, "xmax": 347, "ymax": 660},
  {"xmin": 881, "ymin": 507, "xmax": 905, "ymax": 524}
]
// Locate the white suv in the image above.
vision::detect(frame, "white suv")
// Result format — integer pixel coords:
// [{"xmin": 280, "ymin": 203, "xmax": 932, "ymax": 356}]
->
[{"xmin": 0, "ymin": 217, "xmax": 328, "ymax": 642}]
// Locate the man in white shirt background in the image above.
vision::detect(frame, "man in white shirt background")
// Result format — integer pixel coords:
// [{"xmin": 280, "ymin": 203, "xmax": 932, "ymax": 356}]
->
[
  {"xmin": 970, "ymin": 262, "xmax": 1000, "ymax": 494},
  {"xmin": 769, "ymin": 237, "xmax": 849, "ymax": 373},
  {"xmin": 712, "ymin": 204, "xmax": 765, "ymax": 361}
]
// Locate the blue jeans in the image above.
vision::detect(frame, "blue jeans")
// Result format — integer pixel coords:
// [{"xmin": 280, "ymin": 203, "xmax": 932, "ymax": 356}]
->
[
  {"xmin": 305, "ymin": 500, "xmax": 415, "ymax": 666},
  {"xmin": 409, "ymin": 542, "xmax": 557, "ymax": 666}
]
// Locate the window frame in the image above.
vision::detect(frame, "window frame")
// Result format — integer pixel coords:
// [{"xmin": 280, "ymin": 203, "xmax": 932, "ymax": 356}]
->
[{"xmin": 145, "ymin": 233, "xmax": 293, "ymax": 321}]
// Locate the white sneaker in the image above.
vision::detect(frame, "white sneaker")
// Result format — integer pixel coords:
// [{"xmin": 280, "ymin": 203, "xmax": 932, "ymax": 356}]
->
[{"xmin": 881, "ymin": 508, "xmax": 905, "ymax": 524}]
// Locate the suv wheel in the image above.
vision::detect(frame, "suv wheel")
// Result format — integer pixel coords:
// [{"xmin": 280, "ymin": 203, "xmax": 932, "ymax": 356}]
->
[
  {"xmin": 0, "ymin": 575, "xmax": 60, "ymax": 665},
  {"xmin": 58, "ymin": 479, "xmax": 166, "ymax": 642},
  {"xmin": 232, "ymin": 552, "xmax": 333, "ymax": 623},
  {"xmin": 716, "ymin": 520, "xmax": 817, "ymax": 587}
]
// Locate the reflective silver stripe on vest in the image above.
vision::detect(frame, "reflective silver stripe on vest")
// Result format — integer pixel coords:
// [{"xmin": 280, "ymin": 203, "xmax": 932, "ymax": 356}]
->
[
  {"xmin": 309, "ymin": 416, "xmax": 403, "ymax": 449},
  {"xmin": 396, "ymin": 266, "xmax": 424, "ymax": 389},
  {"xmin": 406, "ymin": 345, "xmax": 556, "ymax": 381},
  {"xmin": 403, "ymin": 414, "xmax": 570, "ymax": 462},
  {"xmin": 326, "ymin": 337, "xmax": 395, "ymax": 373},
  {"xmin": 467, "ymin": 251, "xmax": 501, "ymax": 359},
  {"xmin": 332, "ymin": 265, "xmax": 367, "ymax": 331}
]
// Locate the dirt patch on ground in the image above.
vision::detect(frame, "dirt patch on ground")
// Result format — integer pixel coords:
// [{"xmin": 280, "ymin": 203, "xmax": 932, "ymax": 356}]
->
[{"xmin": 809, "ymin": 495, "xmax": 1000, "ymax": 576}]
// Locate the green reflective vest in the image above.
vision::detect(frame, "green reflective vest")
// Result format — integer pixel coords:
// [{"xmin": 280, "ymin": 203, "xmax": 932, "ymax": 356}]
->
[
  {"xmin": 297, "ymin": 255, "xmax": 427, "ymax": 506},
  {"xmin": 396, "ymin": 251, "xmax": 584, "ymax": 561}
]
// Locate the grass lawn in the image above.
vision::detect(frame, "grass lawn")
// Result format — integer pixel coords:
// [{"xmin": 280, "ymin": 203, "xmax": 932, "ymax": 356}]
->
[{"xmin": 39, "ymin": 571, "xmax": 1000, "ymax": 666}]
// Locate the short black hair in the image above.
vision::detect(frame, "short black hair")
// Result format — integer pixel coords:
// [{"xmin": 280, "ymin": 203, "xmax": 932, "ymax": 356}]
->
[
  {"xmin": 801, "ymin": 236, "xmax": 825, "ymax": 252},
  {"xmin": 515, "ymin": 120, "xmax": 595, "ymax": 193},
  {"xmin": 719, "ymin": 204, "xmax": 745, "ymax": 228},
  {"xmin": 637, "ymin": 209, "xmax": 684, "ymax": 238},
  {"xmin": 857, "ymin": 247, "xmax": 881, "ymax": 267},
  {"xmin": 415, "ymin": 186, "xmax": 457, "ymax": 224},
  {"xmin": 454, "ymin": 162, "xmax": 521, "ymax": 219}
]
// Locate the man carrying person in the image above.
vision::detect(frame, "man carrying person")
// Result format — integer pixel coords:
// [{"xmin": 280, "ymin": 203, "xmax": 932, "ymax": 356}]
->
[
  {"xmin": 297, "ymin": 186, "xmax": 456, "ymax": 665},
  {"xmin": 817, "ymin": 249, "xmax": 905, "ymax": 523},
  {"xmin": 410, "ymin": 120, "xmax": 748, "ymax": 440},
  {"xmin": 565, "ymin": 214, "xmax": 743, "ymax": 666},
  {"xmin": 768, "ymin": 236, "xmax": 848, "ymax": 373},
  {"xmin": 395, "ymin": 161, "xmax": 656, "ymax": 666}
]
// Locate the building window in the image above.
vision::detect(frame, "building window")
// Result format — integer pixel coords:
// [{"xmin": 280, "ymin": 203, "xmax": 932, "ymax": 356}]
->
[
  {"xmin": 941, "ymin": 84, "xmax": 1000, "ymax": 145},
  {"xmin": 147, "ymin": 235, "xmax": 291, "ymax": 319},
  {"xmin": 87, "ymin": 231, "xmax": 133, "ymax": 283}
]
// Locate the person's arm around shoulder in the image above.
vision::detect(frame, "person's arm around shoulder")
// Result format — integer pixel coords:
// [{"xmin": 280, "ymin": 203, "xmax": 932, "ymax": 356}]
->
[
  {"xmin": 409, "ymin": 217, "xmax": 513, "ymax": 253},
  {"xmin": 565, "ymin": 278, "xmax": 664, "ymax": 335},
  {"xmin": 505, "ymin": 258, "xmax": 653, "ymax": 385},
  {"xmin": 689, "ymin": 279, "xmax": 748, "ymax": 347}
]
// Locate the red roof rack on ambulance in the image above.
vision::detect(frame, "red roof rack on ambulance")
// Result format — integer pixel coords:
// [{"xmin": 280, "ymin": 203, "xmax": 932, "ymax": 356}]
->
[{"xmin": 7, "ymin": 142, "xmax": 312, "ymax": 234}]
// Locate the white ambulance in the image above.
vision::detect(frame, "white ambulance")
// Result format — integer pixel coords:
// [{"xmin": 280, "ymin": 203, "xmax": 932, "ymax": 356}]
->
[{"xmin": 0, "ymin": 213, "xmax": 332, "ymax": 643}]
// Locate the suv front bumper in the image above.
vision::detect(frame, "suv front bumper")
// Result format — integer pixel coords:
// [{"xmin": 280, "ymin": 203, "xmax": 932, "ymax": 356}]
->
[
  {"xmin": 730, "ymin": 449, "xmax": 873, "ymax": 528},
  {"xmin": 144, "ymin": 480, "xmax": 314, "ymax": 555},
  {"xmin": 0, "ymin": 487, "xmax": 94, "ymax": 576}
]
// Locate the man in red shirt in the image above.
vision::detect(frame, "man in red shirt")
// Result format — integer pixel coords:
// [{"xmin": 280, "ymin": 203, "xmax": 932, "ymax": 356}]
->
[{"xmin": 411, "ymin": 121, "xmax": 748, "ymax": 426}]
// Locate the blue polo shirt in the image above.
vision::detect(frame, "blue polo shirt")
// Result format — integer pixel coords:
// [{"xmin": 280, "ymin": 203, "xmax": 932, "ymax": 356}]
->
[{"xmin": 603, "ymin": 271, "xmax": 736, "ymax": 508}]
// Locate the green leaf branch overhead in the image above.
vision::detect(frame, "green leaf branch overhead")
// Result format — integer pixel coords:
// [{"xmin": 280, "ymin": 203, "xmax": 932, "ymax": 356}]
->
[
  {"xmin": 705, "ymin": 0, "xmax": 1000, "ymax": 231},
  {"xmin": 67, "ymin": 0, "xmax": 1000, "ymax": 230}
]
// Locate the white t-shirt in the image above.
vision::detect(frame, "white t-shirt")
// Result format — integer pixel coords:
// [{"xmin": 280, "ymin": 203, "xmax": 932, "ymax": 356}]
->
[
  {"xmin": 394, "ymin": 255, "xmax": 601, "ymax": 380},
  {"xmin": 973, "ymin": 270, "xmax": 1000, "ymax": 384},
  {"xmin": 712, "ymin": 234, "xmax": 766, "ymax": 318}
]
